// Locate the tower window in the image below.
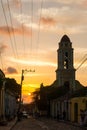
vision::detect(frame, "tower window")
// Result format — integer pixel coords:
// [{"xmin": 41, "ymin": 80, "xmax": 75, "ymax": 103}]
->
[
  {"xmin": 65, "ymin": 52, "xmax": 68, "ymax": 57},
  {"xmin": 64, "ymin": 59, "xmax": 68, "ymax": 69},
  {"xmin": 64, "ymin": 52, "xmax": 68, "ymax": 69}
]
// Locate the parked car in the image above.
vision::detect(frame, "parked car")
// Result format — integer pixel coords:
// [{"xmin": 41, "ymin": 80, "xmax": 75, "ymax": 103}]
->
[{"xmin": 22, "ymin": 111, "xmax": 29, "ymax": 118}]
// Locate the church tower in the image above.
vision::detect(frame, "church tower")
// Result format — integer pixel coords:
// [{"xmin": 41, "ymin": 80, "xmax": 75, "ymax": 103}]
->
[{"xmin": 56, "ymin": 35, "xmax": 76, "ymax": 90}]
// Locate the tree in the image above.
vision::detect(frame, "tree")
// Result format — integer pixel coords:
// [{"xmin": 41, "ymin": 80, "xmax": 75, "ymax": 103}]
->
[{"xmin": 5, "ymin": 78, "xmax": 20, "ymax": 98}]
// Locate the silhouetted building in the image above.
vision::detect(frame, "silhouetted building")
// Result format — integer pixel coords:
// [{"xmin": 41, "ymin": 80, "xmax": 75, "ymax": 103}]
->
[{"xmin": 56, "ymin": 35, "xmax": 76, "ymax": 90}]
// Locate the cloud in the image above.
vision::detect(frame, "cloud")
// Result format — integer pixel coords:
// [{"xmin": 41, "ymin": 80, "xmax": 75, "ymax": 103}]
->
[
  {"xmin": 50, "ymin": 0, "xmax": 84, "ymax": 5},
  {"xmin": 82, "ymin": 0, "xmax": 87, "ymax": 7},
  {"xmin": 0, "ymin": 26, "xmax": 31, "ymax": 36},
  {"xmin": 3, "ymin": 0, "xmax": 87, "ymax": 35},
  {"xmin": 6, "ymin": 67, "xmax": 18, "ymax": 74},
  {"xmin": 39, "ymin": 7, "xmax": 87, "ymax": 33},
  {"xmin": 12, "ymin": 4, "xmax": 87, "ymax": 34},
  {"xmin": 0, "ymin": 43, "xmax": 8, "ymax": 54},
  {"xmin": 10, "ymin": 0, "xmax": 21, "ymax": 8},
  {"xmin": 41, "ymin": 7, "xmax": 87, "ymax": 25},
  {"xmin": 40, "ymin": 17, "xmax": 57, "ymax": 26},
  {"xmin": 9, "ymin": 57, "xmax": 56, "ymax": 67}
]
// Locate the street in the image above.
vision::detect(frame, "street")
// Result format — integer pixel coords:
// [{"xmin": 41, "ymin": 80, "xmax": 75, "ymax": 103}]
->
[{"xmin": 11, "ymin": 117, "xmax": 85, "ymax": 130}]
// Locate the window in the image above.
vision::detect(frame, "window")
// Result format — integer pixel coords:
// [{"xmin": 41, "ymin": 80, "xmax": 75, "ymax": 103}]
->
[
  {"xmin": 64, "ymin": 59, "xmax": 68, "ymax": 69},
  {"xmin": 65, "ymin": 52, "xmax": 68, "ymax": 57}
]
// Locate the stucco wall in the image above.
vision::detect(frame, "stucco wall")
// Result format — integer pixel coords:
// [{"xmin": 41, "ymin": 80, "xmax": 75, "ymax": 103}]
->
[{"xmin": 70, "ymin": 97, "xmax": 87, "ymax": 123}]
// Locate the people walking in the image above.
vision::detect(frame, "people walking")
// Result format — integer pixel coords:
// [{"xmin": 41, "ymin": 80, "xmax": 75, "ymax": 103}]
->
[
  {"xmin": 57, "ymin": 110, "xmax": 60, "ymax": 121},
  {"xmin": 84, "ymin": 109, "xmax": 87, "ymax": 126},
  {"xmin": 62, "ymin": 110, "xmax": 66, "ymax": 120},
  {"xmin": 80, "ymin": 109, "xmax": 85, "ymax": 126}
]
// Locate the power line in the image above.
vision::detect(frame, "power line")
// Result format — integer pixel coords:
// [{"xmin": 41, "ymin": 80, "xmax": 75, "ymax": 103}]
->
[
  {"xmin": 36, "ymin": 0, "xmax": 43, "ymax": 56},
  {"xmin": 7, "ymin": 0, "xmax": 19, "ymax": 59},
  {"xmin": 34, "ymin": 0, "xmax": 43, "ymax": 63},
  {"xmin": 0, "ymin": 53, "xmax": 3, "ymax": 70},
  {"xmin": 1, "ymin": 0, "xmax": 16, "ymax": 58},
  {"xmin": 76, "ymin": 54, "xmax": 87, "ymax": 70},
  {"xmin": 1, "ymin": 0, "xmax": 20, "ymax": 71},
  {"xmin": 20, "ymin": 0, "xmax": 25, "ymax": 56},
  {"xmin": 30, "ymin": 0, "xmax": 33, "ymax": 55},
  {"xmin": 76, "ymin": 57, "xmax": 87, "ymax": 71}
]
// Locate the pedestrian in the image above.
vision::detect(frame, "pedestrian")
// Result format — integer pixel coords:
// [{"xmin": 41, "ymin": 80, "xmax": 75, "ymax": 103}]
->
[
  {"xmin": 80, "ymin": 109, "xmax": 85, "ymax": 126},
  {"xmin": 57, "ymin": 110, "xmax": 60, "ymax": 121},
  {"xmin": 62, "ymin": 110, "xmax": 66, "ymax": 120},
  {"xmin": 84, "ymin": 109, "xmax": 87, "ymax": 126}
]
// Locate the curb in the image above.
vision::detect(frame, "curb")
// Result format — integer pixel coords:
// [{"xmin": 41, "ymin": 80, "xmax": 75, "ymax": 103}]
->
[{"xmin": 10, "ymin": 120, "xmax": 17, "ymax": 130}]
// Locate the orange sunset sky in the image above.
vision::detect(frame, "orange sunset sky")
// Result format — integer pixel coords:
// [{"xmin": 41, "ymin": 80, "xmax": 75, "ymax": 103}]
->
[{"xmin": 0, "ymin": 0, "xmax": 87, "ymax": 103}]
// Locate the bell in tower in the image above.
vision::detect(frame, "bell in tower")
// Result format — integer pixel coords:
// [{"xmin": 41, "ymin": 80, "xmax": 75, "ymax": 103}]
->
[{"xmin": 56, "ymin": 35, "xmax": 76, "ymax": 90}]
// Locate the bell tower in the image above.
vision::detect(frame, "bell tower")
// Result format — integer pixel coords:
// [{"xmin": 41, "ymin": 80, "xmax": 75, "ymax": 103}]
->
[{"xmin": 56, "ymin": 35, "xmax": 76, "ymax": 90}]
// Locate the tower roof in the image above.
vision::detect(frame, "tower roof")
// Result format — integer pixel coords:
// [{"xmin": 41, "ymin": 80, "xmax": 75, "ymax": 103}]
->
[{"xmin": 60, "ymin": 35, "xmax": 70, "ymax": 42}]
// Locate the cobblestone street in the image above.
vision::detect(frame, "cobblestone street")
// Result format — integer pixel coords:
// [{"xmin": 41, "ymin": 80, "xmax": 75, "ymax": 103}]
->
[{"xmin": 11, "ymin": 117, "xmax": 86, "ymax": 130}]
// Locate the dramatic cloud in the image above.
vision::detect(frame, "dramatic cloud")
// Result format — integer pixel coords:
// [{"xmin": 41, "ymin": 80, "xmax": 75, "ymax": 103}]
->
[
  {"xmin": 41, "ymin": 7, "xmax": 87, "ymax": 25},
  {"xmin": 12, "ymin": 4, "xmax": 87, "ymax": 34},
  {"xmin": 40, "ymin": 17, "xmax": 57, "ymax": 26},
  {"xmin": 0, "ymin": 26, "xmax": 31, "ymax": 36},
  {"xmin": 39, "ymin": 7, "xmax": 87, "ymax": 33},
  {"xmin": 6, "ymin": 67, "xmax": 18, "ymax": 74}
]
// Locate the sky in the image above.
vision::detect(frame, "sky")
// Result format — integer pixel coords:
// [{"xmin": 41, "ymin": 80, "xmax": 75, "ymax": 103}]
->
[{"xmin": 0, "ymin": 0, "xmax": 87, "ymax": 103}]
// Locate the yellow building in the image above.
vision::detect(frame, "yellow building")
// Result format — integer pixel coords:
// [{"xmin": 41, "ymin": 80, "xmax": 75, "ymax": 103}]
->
[{"xmin": 69, "ymin": 88, "xmax": 87, "ymax": 124}]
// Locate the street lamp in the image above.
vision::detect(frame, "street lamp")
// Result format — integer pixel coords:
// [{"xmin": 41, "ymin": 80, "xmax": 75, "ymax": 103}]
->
[{"xmin": 20, "ymin": 69, "xmax": 35, "ymax": 105}]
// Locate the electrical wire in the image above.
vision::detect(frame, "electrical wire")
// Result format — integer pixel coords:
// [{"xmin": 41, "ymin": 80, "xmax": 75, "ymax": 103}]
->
[
  {"xmin": 0, "ymin": 53, "xmax": 3, "ymax": 70},
  {"xmin": 36, "ymin": 0, "xmax": 43, "ymax": 53},
  {"xmin": 7, "ymin": 0, "xmax": 19, "ymax": 59},
  {"xmin": 20, "ymin": 0, "xmax": 25, "ymax": 56},
  {"xmin": 33, "ymin": 0, "xmax": 43, "ymax": 65},
  {"xmin": 76, "ymin": 57, "xmax": 87, "ymax": 71},
  {"xmin": 1, "ymin": 0, "xmax": 16, "ymax": 58},
  {"xmin": 30, "ymin": 0, "xmax": 33, "ymax": 55},
  {"xmin": 1, "ymin": 0, "xmax": 20, "ymax": 71},
  {"xmin": 76, "ymin": 54, "xmax": 87, "ymax": 70}
]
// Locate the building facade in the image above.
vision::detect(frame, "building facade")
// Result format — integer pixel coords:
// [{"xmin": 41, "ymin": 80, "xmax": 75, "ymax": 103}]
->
[
  {"xmin": 0, "ymin": 69, "xmax": 5, "ymax": 121},
  {"xmin": 0, "ymin": 69, "xmax": 18, "ymax": 122}
]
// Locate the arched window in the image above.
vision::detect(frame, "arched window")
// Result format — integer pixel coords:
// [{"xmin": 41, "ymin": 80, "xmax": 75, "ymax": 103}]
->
[{"xmin": 64, "ymin": 59, "xmax": 68, "ymax": 69}]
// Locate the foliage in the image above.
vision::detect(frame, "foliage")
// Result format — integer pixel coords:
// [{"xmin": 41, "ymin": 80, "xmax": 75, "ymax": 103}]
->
[
  {"xmin": 32, "ymin": 88, "xmax": 40, "ymax": 103},
  {"xmin": 0, "ymin": 78, "xmax": 3, "ymax": 89},
  {"xmin": 5, "ymin": 78, "xmax": 21, "ymax": 98}
]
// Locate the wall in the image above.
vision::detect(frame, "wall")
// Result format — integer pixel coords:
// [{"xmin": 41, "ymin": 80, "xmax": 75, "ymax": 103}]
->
[{"xmin": 70, "ymin": 96, "xmax": 87, "ymax": 123}]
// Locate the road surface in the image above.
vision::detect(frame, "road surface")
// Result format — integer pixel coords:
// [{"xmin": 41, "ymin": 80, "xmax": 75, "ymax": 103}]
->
[{"xmin": 11, "ymin": 117, "xmax": 85, "ymax": 130}]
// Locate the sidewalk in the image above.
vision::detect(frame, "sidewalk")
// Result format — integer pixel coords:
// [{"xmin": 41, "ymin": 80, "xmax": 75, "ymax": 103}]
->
[{"xmin": 0, "ymin": 118, "xmax": 17, "ymax": 130}]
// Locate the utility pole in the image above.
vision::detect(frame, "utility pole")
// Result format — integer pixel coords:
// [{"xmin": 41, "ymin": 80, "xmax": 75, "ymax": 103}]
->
[
  {"xmin": 20, "ymin": 69, "xmax": 35, "ymax": 106},
  {"xmin": 20, "ymin": 69, "xmax": 24, "ymax": 105}
]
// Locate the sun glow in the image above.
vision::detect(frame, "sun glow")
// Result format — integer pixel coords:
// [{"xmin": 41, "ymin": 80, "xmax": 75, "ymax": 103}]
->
[{"xmin": 28, "ymin": 92, "xmax": 31, "ymax": 96}]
